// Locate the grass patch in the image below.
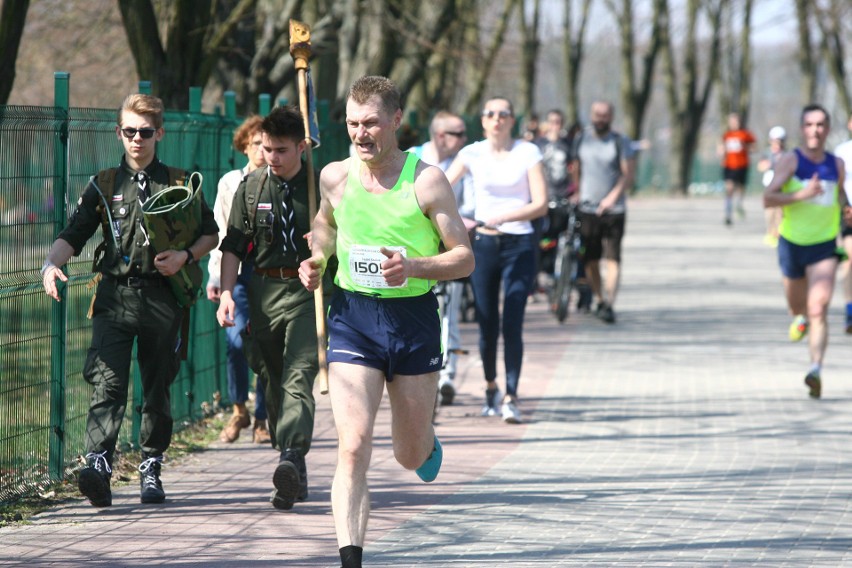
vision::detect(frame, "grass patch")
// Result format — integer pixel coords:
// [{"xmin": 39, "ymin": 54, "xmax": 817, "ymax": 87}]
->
[{"xmin": 0, "ymin": 410, "xmax": 230, "ymax": 528}]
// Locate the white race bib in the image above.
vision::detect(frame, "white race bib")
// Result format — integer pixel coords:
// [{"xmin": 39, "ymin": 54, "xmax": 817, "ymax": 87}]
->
[
  {"xmin": 808, "ymin": 180, "xmax": 836, "ymax": 208},
  {"xmin": 349, "ymin": 245, "xmax": 407, "ymax": 289}
]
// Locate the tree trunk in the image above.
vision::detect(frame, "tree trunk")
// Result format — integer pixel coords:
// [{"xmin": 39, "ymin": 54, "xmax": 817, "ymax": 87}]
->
[
  {"xmin": 0, "ymin": 0, "xmax": 30, "ymax": 105},
  {"xmin": 604, "ymin": 0, "xmax": 664, "ymax": 142},
  {"xmin": 118, "ymin": 0, "xmax": 255, "ymax": 109},
  {"xmin": 815, "ymin": 0, "xmax": 851, "ymax": 116},
  {"xmin": 715, "ymin": 0, "xmax": 752, "ymax": 125},
  {"xmin": 794, "ymin": 0, "xmax": 817, "ymax": 105},
  {"xmin": 519, "ymin": 0, "xmax": 541, "ymax": 119},
  {"xmin": 390, "ymin": 0, "xmax": 458, "ymax": 108},
  {"xmin": 462, "ymin": 0, "xmax": 517, "ymax": 115},
  {"xmin": 563, "ymin": 0, "xmax": 592, "ymax": 127},
  {"xmin": 661, "ymin": 0, "xmax": 723, "ymax": 194}
]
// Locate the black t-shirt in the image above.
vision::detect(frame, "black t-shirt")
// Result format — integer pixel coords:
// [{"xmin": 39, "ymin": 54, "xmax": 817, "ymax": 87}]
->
[{"xmin": 535, "ymin": 135, "xmax": 573, "ymax": 201}]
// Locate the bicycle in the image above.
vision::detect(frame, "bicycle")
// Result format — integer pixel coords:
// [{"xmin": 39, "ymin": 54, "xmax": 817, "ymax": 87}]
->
[{"xmin": 549, "ymin": 199, "xmax": 583, "ymax": 323}]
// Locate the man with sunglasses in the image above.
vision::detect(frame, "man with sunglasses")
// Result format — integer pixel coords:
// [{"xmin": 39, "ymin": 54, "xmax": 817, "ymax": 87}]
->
[
  {"xmin": 41, "ymin": 94, "xmax": 219, "ymax": 507},
  {"xmin": 217, "ymin": 106, "xmax": 331, "ymax": 511},
  {"xmin": 408, "ymin": 110, "xmax": 475, "ymax": 406}
]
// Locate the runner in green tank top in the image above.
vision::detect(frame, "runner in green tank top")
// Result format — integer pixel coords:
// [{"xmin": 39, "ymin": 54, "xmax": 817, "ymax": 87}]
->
[
  {"xmin": 764, "ymin": 103, "xmax": 852, "ymax": 399},
  {"xmin": 298, "ymin": 76, "xmax": 474, "ymax": 568}
]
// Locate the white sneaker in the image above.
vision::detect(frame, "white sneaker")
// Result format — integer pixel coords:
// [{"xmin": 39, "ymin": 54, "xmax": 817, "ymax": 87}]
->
[
  {"xmin": 501, "ymin": 400, "xmax": 522, "ymax": 424},
  {"xmin": 481, "ymin": 388, "xmax": 501, "ymax": 417},
  {"xmin": 438, "ymin": 376, "xmax": 456, "ymax": 406}
]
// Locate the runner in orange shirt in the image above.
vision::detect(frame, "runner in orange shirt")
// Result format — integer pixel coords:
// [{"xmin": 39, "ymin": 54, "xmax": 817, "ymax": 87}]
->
[{"xmin": 720, "ymin": 112, "xmax": 756, "ymax": 226}]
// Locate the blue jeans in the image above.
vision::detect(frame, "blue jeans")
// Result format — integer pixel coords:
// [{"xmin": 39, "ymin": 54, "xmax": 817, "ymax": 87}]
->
[
  {"xmin": 470, "ymin": 232, "xmax": 536, "ymax": 397},
  {"xmin": 227, "ymin": 262, "xmax": 267, "ymax": 420}
]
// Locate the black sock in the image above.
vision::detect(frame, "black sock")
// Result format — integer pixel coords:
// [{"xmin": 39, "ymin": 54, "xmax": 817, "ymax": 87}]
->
[{"xmin": 340, "ymin": 545, "xmax": 363, "ymax": 568}]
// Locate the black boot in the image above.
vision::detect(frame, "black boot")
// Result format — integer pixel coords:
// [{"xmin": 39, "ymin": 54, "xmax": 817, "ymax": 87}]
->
[
  {"xmin": 139, "ymin": 453, "xmax": 166, "ymax": 504},
  {"xmin": 78, "ymin": 451, "xmax": 112, "ymax": 507},
  {"xmin": 271, "ymin": 449, "xmax": 307, "ymax": 510}
]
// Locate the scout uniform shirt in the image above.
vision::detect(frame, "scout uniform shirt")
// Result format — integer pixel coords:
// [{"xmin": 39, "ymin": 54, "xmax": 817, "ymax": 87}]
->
[
  {"xmin": 58, "ymin": 157, "xmax": 218, "ymax": 279},
  {"xmin": 220, "ymin": 165, "xmax": 318, "ymax": 270}
]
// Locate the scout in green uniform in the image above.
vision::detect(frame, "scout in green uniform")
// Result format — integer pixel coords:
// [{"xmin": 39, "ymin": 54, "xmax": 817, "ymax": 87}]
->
[
  {"xmin": 217, "ymin": 106, "xmax": 330, "ymax": 511},
  {"xmin": 41, "ymin": 94, "xmax": 219, "ymax": 507}
]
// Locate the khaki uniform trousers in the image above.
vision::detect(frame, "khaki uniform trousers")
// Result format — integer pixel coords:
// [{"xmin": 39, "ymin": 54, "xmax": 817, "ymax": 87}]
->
[
  {"xmin": 83, "ymin": 277, "xmax": 182, "ymax": 464},
  {"xmin": 245, "ymin": 273, "xmax": 319, "ymax": 455}
]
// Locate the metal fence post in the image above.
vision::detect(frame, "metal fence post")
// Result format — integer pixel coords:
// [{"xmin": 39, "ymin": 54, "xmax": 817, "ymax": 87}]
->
[
  {"xmin": 259, "ymin": 94, "xmax": 271, "ymax": 116},
  {"xmin": 49, "ymin": 72, "xmax": 70, "ymax": 481},
  {"xmin": 189, "ymin": 87, "xmax": 202, "ymax": 114},
  {"xmin": 224, "ymin": 91, "xmax": 237, "ymax": 119}
]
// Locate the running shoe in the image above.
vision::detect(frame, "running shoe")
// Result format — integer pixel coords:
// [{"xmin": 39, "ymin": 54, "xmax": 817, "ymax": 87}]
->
[
  {"xmin": 438, "ymin": 375, "xmax": 456, "ymax": 406},
  {"xmin": 804, "ymin": 371, "xmax": 821, "ymax": 399},
  {"xmin": 788, "ymin": 315, "xmax": 808, "ymax": 342},
  {"xmin": 481, "ymin": 388, "xmax": 501, "ymax": 417},
  {"xmin": 415, "ymin": 436, "xmax": 442, "ymax": 483},
  {"xmin": 501, "ymin": 400, "xmax": 522, "ymax": 424}
]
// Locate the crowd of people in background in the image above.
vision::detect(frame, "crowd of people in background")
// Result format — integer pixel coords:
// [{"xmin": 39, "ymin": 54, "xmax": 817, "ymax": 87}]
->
[{"xmin": 39, "ymin": 74, "xmax": 852, "ymax": 568}]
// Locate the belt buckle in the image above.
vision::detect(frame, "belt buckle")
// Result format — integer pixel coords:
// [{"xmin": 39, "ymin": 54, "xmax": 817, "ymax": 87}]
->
[
  {"xmin": 126, "ymin": 276, "xmax": 141, "ymax": 287},
  {"xmin": 278, "ymin": 267, "xmax": 287, "ymax": 279}
]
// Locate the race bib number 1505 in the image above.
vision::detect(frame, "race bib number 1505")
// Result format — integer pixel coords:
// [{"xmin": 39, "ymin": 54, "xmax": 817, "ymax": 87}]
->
[{"xmin": 349, "ymin": 244, "xmax": 407, "ymax": 289}]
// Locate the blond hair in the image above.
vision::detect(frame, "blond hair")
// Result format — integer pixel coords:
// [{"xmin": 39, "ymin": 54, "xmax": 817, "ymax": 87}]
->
[
  {"xmin": 118, "ymin": 94, "xmax": 165, "ymax": 129},
  {"xmin": 348, "ymin": 76, "xmax": 401, "ymax": 115}
]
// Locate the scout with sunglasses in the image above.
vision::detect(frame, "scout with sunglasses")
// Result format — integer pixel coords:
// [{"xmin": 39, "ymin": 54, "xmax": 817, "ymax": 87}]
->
[{"xmin": 40, "ymin": 93, "xmax": 219, "ymax": 509}]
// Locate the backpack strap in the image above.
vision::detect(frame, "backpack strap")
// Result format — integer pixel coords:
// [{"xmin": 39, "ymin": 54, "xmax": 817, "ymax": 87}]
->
[{"xmin": 243, "ymin": 167, "xmax": 269, "ymax": 236}]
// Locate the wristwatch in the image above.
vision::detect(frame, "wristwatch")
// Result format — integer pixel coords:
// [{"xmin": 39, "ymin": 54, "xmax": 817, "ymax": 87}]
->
[{"xmin": 184, "ymin": 248, "xmax": 195, "ymax": 266}]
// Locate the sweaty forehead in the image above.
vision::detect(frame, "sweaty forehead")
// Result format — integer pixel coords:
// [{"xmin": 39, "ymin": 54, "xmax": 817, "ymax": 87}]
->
[{"xmin": 346, "ymin": 98, "xmax": 386, "ymax": 122}]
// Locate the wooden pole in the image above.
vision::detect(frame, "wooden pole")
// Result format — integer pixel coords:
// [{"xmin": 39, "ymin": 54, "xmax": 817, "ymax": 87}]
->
[{"xmin": 290, "ymin": 19, "xmax": 329, "ymax": 395}]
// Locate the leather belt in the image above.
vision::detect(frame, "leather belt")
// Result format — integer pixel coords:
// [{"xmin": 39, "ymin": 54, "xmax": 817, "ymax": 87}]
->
[
  {"xmin": 111, "ymin": 275, "xmax": 168, "ymax": 288},
  {"xmin": 254, "ymin": 266, "xmax": 299, "ymax": 279}
]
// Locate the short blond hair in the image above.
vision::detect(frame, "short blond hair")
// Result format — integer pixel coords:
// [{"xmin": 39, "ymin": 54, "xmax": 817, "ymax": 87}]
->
[
  {"xmin": 118, "ymin": 94, "xmax": 164, "ymax": 129},
  {"xmin": 348, "ymin": 76, "xmax": 401, "ymax": 116}
]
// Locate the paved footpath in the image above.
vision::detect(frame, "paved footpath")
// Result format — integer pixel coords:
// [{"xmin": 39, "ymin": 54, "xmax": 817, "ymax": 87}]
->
[{"xmin": 3, "ymin": 196, "xmax": 852, "ymax": 567}]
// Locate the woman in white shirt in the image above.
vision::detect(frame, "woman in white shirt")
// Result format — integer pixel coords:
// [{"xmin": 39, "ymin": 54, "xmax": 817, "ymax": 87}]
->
[
  {"xmin": 206, "ymin": 115, "xmax": 271, "ymax": 444},
  {"xmin": 446, "ymin": 97, "xmax": 548, "ymax": 424}
]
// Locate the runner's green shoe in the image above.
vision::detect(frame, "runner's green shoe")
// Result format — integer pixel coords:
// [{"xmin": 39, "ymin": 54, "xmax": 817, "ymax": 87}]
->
[
  {"xmin": 789, "ymin": 315, "xmax": 808, "ymax": 342},
  {"xmin": 415, "ymin": 436, "xmax": 442, "ymax": 483}
]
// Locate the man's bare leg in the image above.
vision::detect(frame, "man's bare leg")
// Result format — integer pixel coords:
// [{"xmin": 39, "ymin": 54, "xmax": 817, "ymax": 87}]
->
[
  {"xmin": 387, "ymin": 372, "xmax": 439, "ymax": 471},
  {"xmin": 603, "ymin": 258, "xmax": 621, "ymax": 307},
  {"xmin": 783, "ymin": 276, "xmax": 808, "ymax": 318},
  {"xmin": 585, "ymin": 259, "xmax": 602, "ymax": 305},
  {"xmin": 329, "ymin": 363, "xmax": 385, "ymax": 550},
  {"xmin": 805, "ymin": 257, "xmax": 838, "ymax": 368}
]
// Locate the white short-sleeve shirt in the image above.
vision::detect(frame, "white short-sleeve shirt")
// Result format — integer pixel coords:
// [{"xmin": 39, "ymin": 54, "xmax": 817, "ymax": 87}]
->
[{"xmin": 458, "ymin": 139, "xmax": 542, "ymax": 235}]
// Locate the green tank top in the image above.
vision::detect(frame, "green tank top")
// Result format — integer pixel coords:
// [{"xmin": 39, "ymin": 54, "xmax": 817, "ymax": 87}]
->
[
  {"xmin": 334, "ymin": 153, "xmax": 440, "ymax": 297},
  {"xmin": 778, "ymin": 148, "xmax": 840, "ymax": 245}
]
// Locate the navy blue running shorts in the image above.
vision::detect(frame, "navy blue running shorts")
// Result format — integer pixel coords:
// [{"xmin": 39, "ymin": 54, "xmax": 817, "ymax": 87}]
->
[
  {"xmin": 777, "ymin": 236, "xmax": 837, "ymax": 279},
  {"xmin": 326, "ymin": 289, "xmax": 443, "ymax": 381}
]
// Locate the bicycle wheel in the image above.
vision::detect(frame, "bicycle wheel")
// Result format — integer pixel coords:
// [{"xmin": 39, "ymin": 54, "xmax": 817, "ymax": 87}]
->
[{"xmin": 553, "ymin": 243, "xmax": 575, "ymax": 323}]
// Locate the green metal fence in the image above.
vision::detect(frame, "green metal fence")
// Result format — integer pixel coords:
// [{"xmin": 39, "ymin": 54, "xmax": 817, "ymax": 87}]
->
[{"xmin": 0, "ymin": 73, "xmax": 350, "ymax": 503}]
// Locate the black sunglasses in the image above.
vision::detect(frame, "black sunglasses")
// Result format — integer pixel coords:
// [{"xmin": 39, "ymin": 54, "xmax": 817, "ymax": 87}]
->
[
  {"xmin": 481, "ymin": 110, "xmax": 512, "ymax": 119},
  {"xmin": 120, "ymin": 127, "xmax": 157, "ymax": 139},
  {"xmin": 444, "ymin": 131, "xmax": 467, "ymax": 138}
]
